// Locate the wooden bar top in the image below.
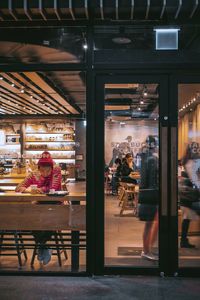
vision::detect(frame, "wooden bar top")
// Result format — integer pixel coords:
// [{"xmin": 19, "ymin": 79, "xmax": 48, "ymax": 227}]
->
[
  {"xmin": 0, "ymin": 173, "xmax": 26, "ymax": 179},
  {"xmin": 0, "ymin": 179, "xmax": 22, "ymax": 186},
  {"xmin": 0, "ymin": 191, "xmax": 86, "ymax": 202}
]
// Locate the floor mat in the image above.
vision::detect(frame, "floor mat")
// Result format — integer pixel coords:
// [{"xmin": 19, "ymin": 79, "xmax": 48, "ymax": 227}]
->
[{"xmin": 118, "ymin": 247, "xmax": 199, "ymax": 256}]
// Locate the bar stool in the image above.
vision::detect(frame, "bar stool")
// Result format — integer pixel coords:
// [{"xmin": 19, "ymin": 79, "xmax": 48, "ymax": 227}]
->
[
  {"xmin": 31, "ymin": 231, "xmax": 68, "ymax": 267},
  {"xmin": 118, "ymin": 183, "xmax": 138, "ymax": 216},
  {"xmin": 0, "ymin": 230, "xmax": 27, "ymax": 267}
]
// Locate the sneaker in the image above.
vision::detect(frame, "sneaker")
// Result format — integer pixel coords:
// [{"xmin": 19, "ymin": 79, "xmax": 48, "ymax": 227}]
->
[
  {"xmin": 141, "ymin": 251, "xmax": 158, "ymax": 261},
  {"xmin": 180, "ymin": 239, "xmax": 196, "ymax": 248},
  {"xmin": 37, "ymin": 248, "xmax": 44, "ymax": 262},
  {"xmin": 43, "ymin": 249, "xmax": 52, "ymax": 265}
]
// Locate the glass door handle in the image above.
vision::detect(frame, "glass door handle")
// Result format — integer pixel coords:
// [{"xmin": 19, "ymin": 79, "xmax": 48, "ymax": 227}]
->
[
  {"xmin": 161, "ymin": 126, "xmax": 168, "ymax": 216},
  {"xmin": 170, "ymin": 127, "xmax": 177, "ymax": 217}
]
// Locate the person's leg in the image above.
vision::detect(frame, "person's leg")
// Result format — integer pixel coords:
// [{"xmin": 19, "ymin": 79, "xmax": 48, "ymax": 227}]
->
[
  {"xmin": 180, "ymin": 219, "xmax": 195, "ymax": 248},
  {"xmin": 32, "ymin": 231, "xmax": 54, "ymax": 263},
  {"xmin": 141, "ymin": 210, "xmax": 159, "ymax": 261},
  {"xmin": 148, "ymin": 210, "xmax": 159, "ymax": 252},
  {"xmin": 142, "ymin": 221, "xmax": 153, "ymax": 254}
]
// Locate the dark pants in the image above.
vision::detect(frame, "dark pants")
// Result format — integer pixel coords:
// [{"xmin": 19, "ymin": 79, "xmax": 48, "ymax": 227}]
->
[
  {"xmin": 181, "ymin": 219, "xmax": 190, "ymax": 241},
  {"xmin": 32, "ymin": 231, "xmax": 54, "ymax": 248},
  {"xmin": 121, "ymin": 176, "xmax": 137, "ymax": 184}
]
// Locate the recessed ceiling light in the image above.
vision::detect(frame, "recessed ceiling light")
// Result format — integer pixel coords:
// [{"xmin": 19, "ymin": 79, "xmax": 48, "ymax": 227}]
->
[{"xmin": 112, "ymin": 37, "xmax": 131, "ymax": 44}]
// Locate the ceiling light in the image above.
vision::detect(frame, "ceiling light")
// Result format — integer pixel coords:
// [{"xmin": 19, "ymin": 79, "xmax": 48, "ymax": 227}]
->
[
  {"xmin": 112, "ymin": 37, "xmax": 131, "ymax": 44},
  {"xmin": 21, "ymin": 89, "xmax": 24, "ymax": 93},
  {"xmin": 154, "ymin": 28, "xmax": 180, "ymax": 50},
  {"xmin": 138, "ymin": 107, "xmax": 141, "ymax": 111},
  {"xmin": 0, "ymin": 77, "xmax": 3, "ymax": 80},
  {"xmin": 140, "ymin": 100, "xmax": 144, "ymax": 104},
  {"xmin": 83, "ymin": 44, "xmax": 88, "ymax": 49},
  {"xmin": 11, "ymin": 83, "xmax": 15, "ymax": 87}
]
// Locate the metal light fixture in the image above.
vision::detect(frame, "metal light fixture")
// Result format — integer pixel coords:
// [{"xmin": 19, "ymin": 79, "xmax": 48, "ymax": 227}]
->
[{"xmin": 154, "ymin": 28, "xmax": 180, "ymax": 50}]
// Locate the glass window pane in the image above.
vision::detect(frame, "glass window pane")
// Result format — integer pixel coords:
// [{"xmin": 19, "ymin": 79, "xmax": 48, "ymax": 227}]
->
[
  {"xmin": 178, "ymin": 84, "xmax": 200, "ymax": 267},
  {"xmin": 104, "ymin": 82, "xmax": 159, "ymax": 266},
  {"xmin": 0, "ymin": 71, "xmax": 86, "ymax": 273}
]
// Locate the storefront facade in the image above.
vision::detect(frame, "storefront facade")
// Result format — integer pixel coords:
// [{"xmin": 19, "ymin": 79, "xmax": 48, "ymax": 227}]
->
[{"xmin": 0, "ymin": 2, "xmax": 200, "ymax": 277}]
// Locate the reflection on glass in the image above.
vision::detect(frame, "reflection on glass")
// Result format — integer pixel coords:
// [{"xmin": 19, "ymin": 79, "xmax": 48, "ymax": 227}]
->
[
  {"xmin": 178, "ymin": 84, "xmax": 200, "ymax": 267},
  {"xmin": 104, "ymin": 83, "xmax": 159, "ymax": 266},
  {"xmin": 0, "ymin": 27, "xmax": 86, "ymax": 64}
]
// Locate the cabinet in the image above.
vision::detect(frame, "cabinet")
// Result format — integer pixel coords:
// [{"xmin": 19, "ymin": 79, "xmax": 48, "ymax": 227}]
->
[{"xmin": 24, "ymin": 122, "xmax": 76, "ymax": 179}]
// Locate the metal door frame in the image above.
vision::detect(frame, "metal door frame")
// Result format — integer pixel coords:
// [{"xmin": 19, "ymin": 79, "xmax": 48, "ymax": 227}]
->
[{"xmin": 94, "ymin": 73, "xmax": 171, "ymax": 276}]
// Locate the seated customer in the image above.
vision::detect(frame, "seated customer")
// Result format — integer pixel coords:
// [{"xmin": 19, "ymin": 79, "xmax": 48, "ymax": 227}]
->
[
  {"xmin": 111, "ymin": 158, "xmax": 122, "ymax": 195},
  {"xmin": 121, "ymin": 153, "xmax": 138, "ymax": 184},
  {"xmin": 15, "ymin": 151, "xmax": 62, "ymax": 265}
]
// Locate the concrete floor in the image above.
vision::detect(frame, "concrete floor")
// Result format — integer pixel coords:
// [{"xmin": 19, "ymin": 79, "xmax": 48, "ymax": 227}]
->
[{"xmin": 0, "ymin": 275, "xmax": 200, "ymax": 300}]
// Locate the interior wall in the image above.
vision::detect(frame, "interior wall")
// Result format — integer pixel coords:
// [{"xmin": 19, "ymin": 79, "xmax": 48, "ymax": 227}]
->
[{"xmin": 105, "ymin": 120, "xmax": 158, "ymax": 166}]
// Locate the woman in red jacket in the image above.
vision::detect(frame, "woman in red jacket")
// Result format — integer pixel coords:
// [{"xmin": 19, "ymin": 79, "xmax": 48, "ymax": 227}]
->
[
  {"xmin": 16, "ymin": 151, "xmax": 61, "ymax": 193},
  {"xmin": 16, "ymin": 151, "xmax": 62, "ymax": 265}
]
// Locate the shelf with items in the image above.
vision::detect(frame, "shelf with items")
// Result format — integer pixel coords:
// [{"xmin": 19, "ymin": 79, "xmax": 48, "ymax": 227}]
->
[
  {"xmin": 5, "ymin": 134, "xmax": 20, "ymax": 145},
  {"xmin": 24, "ymin": 121, "xmax": 76, "ymax": 179},
  {"xmin": 25, "ymin": 140, "xmax": 75, "ymax": 143},
  {"xmin": 25, "ymin": 133, "xmax": 75, "ymax": 142}
]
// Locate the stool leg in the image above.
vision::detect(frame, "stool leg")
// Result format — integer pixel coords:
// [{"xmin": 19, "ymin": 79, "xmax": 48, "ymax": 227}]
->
[
  {"xmin": 18, "ymin": 233, "xmax": 28, "ymax": 261},
  {"xmin": 0, "ymin": 233, "xmax": 4, "ymax": 255},
  {"xmin": 14, "ymin": 232, "xmax": 22, "ymax": 267},
  {"xmin": 58, "ymin": 232, "xmax": 68, "ymax": 260},
  {"xmin": 31, "ymin": 245, "xmax": 37, "ymax": 266},
  {"xmin": 54, "ymin": 234, "xmax": 62, "ymax": 267}
]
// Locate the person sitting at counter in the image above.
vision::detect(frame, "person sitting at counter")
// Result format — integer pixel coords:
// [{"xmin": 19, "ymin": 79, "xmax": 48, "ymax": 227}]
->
[
  {"xmin": 15, "ymin": 151, "xmax": 62, "ymax": 265},
  {"xmin": 15, "ymin": 151, "xmax": 61, "ymax": 194},
  {"xmin": 121, "ymin": 153, "xmax": 138, "ymax": 184}
]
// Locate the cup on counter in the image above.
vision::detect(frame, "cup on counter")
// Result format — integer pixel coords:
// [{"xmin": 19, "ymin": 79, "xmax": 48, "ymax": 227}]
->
[
  {"xmin": 30, "ymin": 184, "xmax": 38, "ymax": 193},
  {"xmin": 49, "ymin": 188, "xmax": 55, "ymax": 194}
]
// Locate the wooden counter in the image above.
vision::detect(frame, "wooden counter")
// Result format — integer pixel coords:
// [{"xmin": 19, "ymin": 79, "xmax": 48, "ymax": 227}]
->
[
  {"xmin": 0, "ymin": 192, "xmax": 86, "ymax": 231},
  {"xmin": 0, "ymin": 179, "xmax": 22, "ymax": 186},
  {"xmin": 0, "ymin": 173, "xmax": 26, "ymax": 179},
  {"xmin": 0, "ymin": 191, "xmax": 86, "ymax": 202}
]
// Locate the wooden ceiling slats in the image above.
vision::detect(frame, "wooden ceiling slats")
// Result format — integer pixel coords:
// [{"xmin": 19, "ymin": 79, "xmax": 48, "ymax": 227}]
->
[
  {"xmin": 24, "ymin": 72, "xmax": 79, "ymax": 114},
  {"xmin": 8, "ymin": 72, "xmax": 66, "ymax": 114},
  {"xmin": 0, "ymin": 77, "xmax": 49, "ymax": 115}
]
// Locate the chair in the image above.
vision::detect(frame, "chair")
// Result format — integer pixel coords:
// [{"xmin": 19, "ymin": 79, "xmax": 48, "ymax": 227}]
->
[
  {"xmin": 118, "ymin": 182, "xmax": 138, "ymax": 216},
  {"xmin": 104, "ymin": 171, "xmax": 112, "ymax": 194},
  {"xmin": 0, "ymin": 230, "xmax": 27, "ymax": 268}
]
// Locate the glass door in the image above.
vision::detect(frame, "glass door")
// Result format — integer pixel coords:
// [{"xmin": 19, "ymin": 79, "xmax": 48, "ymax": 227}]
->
[
  {"xmin": 177, "ymin": 80, "xmax": 200, "ymax": 273},
  {"xmin": 94, "ymin": 74, "xmax": 169, "ymax": 275}
]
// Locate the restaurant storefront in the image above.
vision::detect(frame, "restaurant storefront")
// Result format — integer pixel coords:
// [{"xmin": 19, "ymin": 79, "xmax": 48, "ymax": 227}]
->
[{"xmin": 0, "ymin": 1, "xmax": 200, "ymax": 277}]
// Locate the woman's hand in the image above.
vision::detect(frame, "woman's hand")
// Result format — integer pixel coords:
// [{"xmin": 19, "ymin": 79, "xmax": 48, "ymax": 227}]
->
[{"xmin": 30, "ymin": 188, "xmax": 43, "ymax": 194}]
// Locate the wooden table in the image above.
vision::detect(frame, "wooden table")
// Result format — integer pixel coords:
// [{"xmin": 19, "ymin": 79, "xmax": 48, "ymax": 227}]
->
[
  {"xmin": 0, "ymin": 192, "xmax": 86, "ymax": 271},
  {"xmin": 0, "ymin": 179, "xmax": 22, "ymax": 186},
  {"xmin": 0, "ymin": 174, "xmax": 26, "ymax": 179}
]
